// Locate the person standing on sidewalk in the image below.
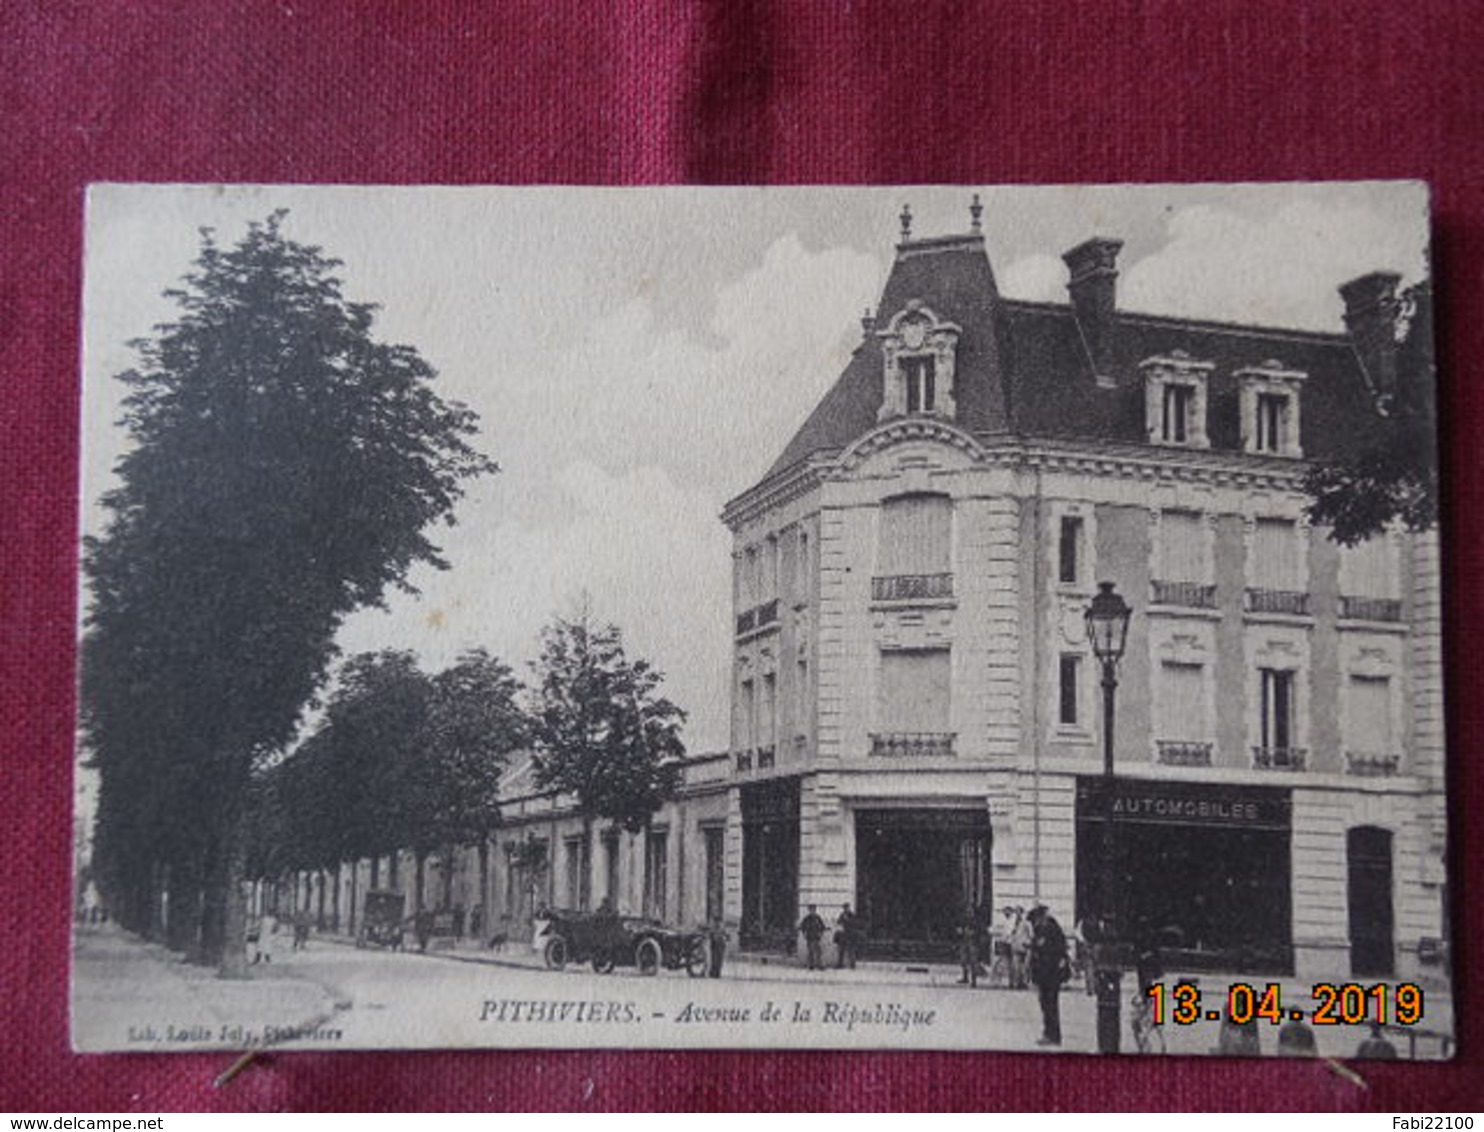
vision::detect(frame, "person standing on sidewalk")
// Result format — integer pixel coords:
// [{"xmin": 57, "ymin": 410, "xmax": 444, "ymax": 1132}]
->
[
  {"xmin": 798, "ymin": 904, "xmax": 827, "ymax": 971},
  {"xmin": 834, "ymin": 903, "xmax": 860, "ymax": 969},
  {"xmin": 1027, "ymin": 904, "xmax": 1070, "ymax": 1046}
]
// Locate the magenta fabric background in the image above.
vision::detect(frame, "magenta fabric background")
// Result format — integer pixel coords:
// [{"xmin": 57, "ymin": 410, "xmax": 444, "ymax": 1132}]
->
[{"xmin": 3, "ymin": 0, "xmax": 1481, "ymax": 1112}]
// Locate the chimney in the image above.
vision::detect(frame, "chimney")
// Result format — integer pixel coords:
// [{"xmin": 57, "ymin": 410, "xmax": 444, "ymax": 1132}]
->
[
  {"xmin": 1063, "ymin": 237, "xmax": 1124, "ymax": 384},
  {"xmin": 1339, "ymin": 271, "xmax": 1403, "ymax": 406}
]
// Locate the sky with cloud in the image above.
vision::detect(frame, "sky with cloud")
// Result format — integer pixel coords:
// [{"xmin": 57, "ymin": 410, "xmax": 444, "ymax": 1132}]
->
[{"xmin": 81, "ymin": 182, "xmax": 1430, "ymax": 752}]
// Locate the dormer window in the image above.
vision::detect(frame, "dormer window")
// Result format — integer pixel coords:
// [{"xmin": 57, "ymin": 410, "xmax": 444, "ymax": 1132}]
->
[
  {"xmin": 1162, "ymin": 383, "xmax": 1195, "ymax": 443},
  {"xmin": 1140, "ymin": 351, "xmax": 1213, "ymax": 449},
  {"xmin": 877, "ymin": 301, "xmax": 961, "ymax": 422},
  {"xmin": 903, "ymin": 355, "xmax": 937, "ymax": 413},
  {"xmin": 1255, "ymin": 392, "xmax": 1290, "ymax": 453},
  {"xmin": 1237, "ymin": 360, "xmax": 1307, "ymax": 457}
]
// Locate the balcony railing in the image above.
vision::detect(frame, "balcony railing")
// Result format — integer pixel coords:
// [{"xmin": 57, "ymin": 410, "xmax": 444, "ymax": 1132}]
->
[
  {"xmin": 1156, "ymin": 740, "xmax": 1214, "ymax": 767},
  {"xmin": 756, "ymin": 744, "xmax": 776, "ymax": 769},
  {"xmin": 735, "ymin": 749, "xmax": 753, "ymax": 772},
  {"xmin": 1246, "ymin": 588, "xmax": 1310, "ymax": 616},
  {"xmin": 1151, "ymin": 579, "xmax": 1217, "ymax": 609},
  {"xmin": 871, "ymin": 573, "xmax": 954, "ymax": 602},
  {"xmin": 1346, "ymin": 751, "xmax": 1402, "ymax": 777},
  {"xmin": 1252, "ymin": 745, "xmax": 1308, "ymax": 771},
  {"xmin": 869, "ymin": 731, "xmax": 956, "ymax": 758},
  {"xmin": 1340, "ymin": 595, "xmax": 1403, "ymax": 622}
]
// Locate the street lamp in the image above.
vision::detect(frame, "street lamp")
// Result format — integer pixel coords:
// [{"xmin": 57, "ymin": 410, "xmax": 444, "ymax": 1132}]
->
[{"xmin": 1084, "ymin": 580, "xmax": 1132, "ymax": 1055}]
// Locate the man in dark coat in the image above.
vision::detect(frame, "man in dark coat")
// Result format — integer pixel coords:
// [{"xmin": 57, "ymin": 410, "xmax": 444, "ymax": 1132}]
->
[
  {"xmin": 1027, "ymin": 904, "xmax": 1070, "ymax": 1046},
  {"xmin": 798, "ymin": 904, "xmax": 827, "ymax": 970}
]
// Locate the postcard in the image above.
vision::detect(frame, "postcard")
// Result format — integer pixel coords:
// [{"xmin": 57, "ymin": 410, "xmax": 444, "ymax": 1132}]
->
[{"xmin": 72, "ymin": 182, "xmax": 1450, "ymax": 1058}]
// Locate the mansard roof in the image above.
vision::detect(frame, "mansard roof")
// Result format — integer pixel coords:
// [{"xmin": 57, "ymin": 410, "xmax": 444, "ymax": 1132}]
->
[{"xmin": 755, "ymin": 228, "xmax": 1396, "ymax": 489}]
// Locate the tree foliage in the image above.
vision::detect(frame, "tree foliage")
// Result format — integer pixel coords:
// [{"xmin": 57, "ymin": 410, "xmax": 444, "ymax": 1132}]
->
[
  {"xmin": 529, "ymin": 607, "xmax": 686, "ymax": 836},
  {"xmin": 1305, "ymin": 281, "xmax": 1437, "ymax": 545},
  {"xmin": 247, "ymin": 649, "xmax": 527, "ymax": 913},
  {"xmin": 83, "ymin": 213, "xmax": 496, "ymax": 964}
]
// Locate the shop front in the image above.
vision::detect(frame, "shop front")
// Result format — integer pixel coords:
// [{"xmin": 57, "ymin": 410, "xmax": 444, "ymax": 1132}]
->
[
  {"xmin": 1076, "ymin": 777, "xmax": 1293, "ymax": 974},
  {"xmin": 739, "ymin": 777, "xmax": 800, "ymax": 952},
  {"xmin": 854, "ymin": 807, "xmax": 990, "ymax": 960}
]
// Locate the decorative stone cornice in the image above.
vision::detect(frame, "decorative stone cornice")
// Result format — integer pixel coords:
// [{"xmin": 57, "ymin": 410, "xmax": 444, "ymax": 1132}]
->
[{"xmin": 833, "ymin": 417, "xmax": 990, "ymax": 475}]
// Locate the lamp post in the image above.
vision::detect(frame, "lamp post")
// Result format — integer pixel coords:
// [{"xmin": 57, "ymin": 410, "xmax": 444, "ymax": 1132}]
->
[{"xmin": 1085, "ymin": 580, "xmax": 1132, "ymax": 1054}]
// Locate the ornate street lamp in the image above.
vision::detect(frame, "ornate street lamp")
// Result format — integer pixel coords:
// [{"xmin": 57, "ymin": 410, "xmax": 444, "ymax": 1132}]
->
[{"xmin": 1085, "ymin": 580, "xmax": 1132, "ymax": 1054}]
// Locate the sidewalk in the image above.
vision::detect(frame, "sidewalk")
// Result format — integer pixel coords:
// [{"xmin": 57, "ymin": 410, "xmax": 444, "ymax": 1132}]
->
[
  {"xmin": 71, "ymin": 922, "xmax": 342, "ymax": 1052},
  {"xmin": 330, "ymin": 929, "xmax": 1455, "ymax": 1059}
]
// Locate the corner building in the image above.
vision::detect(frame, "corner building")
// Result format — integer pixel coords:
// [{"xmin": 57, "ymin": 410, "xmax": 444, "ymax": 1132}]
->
[{"xmin": 721, "ymin": 210, "xmax": 1446, "ymax": 980}]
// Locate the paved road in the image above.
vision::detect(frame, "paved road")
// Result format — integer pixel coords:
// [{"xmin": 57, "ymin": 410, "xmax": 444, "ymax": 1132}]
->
[{"xmin": 72, "ymin": 924, "xmax": 1452, "ymax": 1059}]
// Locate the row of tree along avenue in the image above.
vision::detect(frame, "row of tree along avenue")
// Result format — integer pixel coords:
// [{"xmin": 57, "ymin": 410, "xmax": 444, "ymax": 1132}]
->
[
  {"xmin": 244, "ymin": 614, "xmax": 685, "ymax": 939},
  {"xmin": 81, "ymin": 214, "xmax": 685, "ymax": 976}
]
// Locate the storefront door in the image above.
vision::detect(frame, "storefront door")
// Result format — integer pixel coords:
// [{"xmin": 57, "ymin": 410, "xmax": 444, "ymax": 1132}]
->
[
  {"xmin": 854, "ymin": 808, "xmax": 990, "ymax": 959},
  {"xmin": 741, "ymin": 778, "xmax": 800, "ymax": 951},
  {"xmin": 1076, "ymin": 778, "xmax": 1293, "ymax": 973}
]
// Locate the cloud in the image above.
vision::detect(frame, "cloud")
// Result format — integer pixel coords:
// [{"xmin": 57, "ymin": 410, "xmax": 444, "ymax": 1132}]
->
[
  {"xmin": 1121, "ymin": 198, "xmax": 1429, "ymax": 331},
  {"xmin": 336, "ymin": 460, "xmax": 735, "ymax": 751},
  {"xmin": 280, "ymin": 229, "xmax": 883, "ymax": 752},
  {"xmin": 998, "ymin": 253, "xmax": 1067, "ymax": 303}
]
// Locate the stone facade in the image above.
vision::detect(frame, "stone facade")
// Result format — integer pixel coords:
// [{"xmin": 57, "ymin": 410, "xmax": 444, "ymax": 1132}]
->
[{"xmin": 718, "ymin": 214, "xmax": 1447, "ymax": 980}]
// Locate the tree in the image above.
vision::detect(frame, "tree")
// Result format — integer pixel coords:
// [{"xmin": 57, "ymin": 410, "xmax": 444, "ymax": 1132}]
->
[
  {"xmin": 1304, "ymin": 280, "xmax": 1437, "ymax": 545},
  {"xmin": 82, "ymin": 213, "xmax": 496, "ymax": 972},
  {"xmin": 246, "ymin": 648, "xmax": 527, "ymax": 926},
  {"xmin": 529, "ymin": 606, "xmax": 685, "ymax": 913},
  {"xmin": 411, "ymin": 649, "xmax": 528, "ymax": 914}
]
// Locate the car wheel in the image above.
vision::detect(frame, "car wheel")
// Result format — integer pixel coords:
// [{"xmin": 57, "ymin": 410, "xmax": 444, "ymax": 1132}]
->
[
  {"xmin": 544, "ymin": 935, "xmax": 568, "ymax": 971},
  {"xmin": 591, "ymin": 952, "xmax": 616, "ymax": 974},
  {"xmin": 635, "ymin": 937, "xmax": 662, "ymax": 976},
  {"xmin": 686, "ymin": 938, "xmax": 710, "ymax": 978}
]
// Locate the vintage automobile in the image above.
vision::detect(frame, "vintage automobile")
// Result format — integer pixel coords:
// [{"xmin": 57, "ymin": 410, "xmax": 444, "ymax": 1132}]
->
[
  {"xmin": 539, "ymin": 909, "xmax": 713, "ymax": 976},
  {"xmin": 355, "ymin": 889, "xmax": 407, "ymax": 951}
]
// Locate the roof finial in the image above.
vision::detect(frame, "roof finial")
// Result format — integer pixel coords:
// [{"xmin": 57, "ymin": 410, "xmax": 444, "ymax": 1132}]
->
[
  {"xmin": 899, "ymin": 203, "xmax": 913, "ymax": 240},
  {"xmin": 861, "ymin": 307, "xmax": 876, "ymax": 335},
  {"xmin": 970, "ymin": 193, "xmax": 983, "ymax": 233}
]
